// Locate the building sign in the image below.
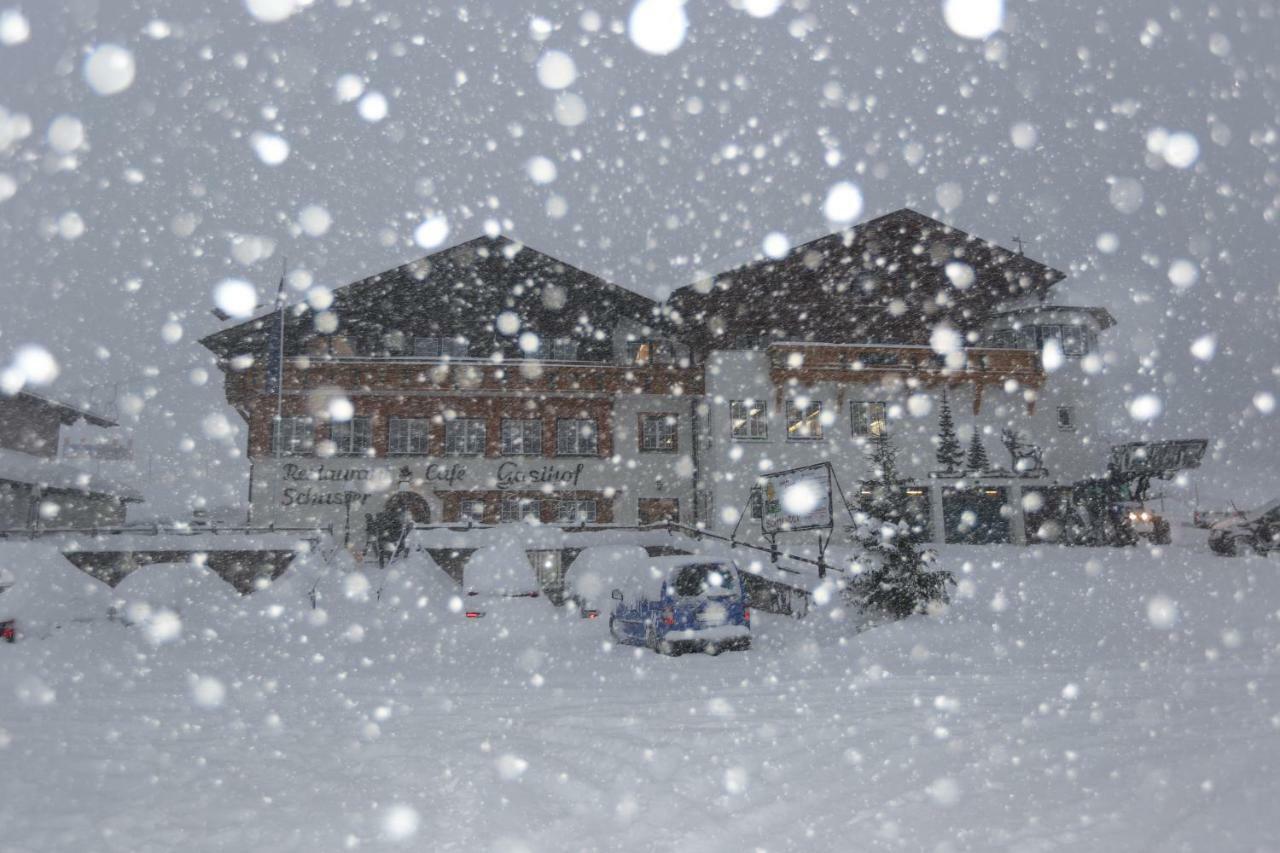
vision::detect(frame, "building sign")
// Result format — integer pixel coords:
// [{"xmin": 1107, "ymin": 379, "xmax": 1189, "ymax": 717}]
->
[
  {"xmin": 268, "ymin": 459, "xmax": 593, "ymax": 510},
  {"xmin": 760, "ymin": 463, "xmax": 834, "ymax": 534},
  {"xmin": 1110, "ymin": 440, "xmax": 1208, "ymax": 475}
]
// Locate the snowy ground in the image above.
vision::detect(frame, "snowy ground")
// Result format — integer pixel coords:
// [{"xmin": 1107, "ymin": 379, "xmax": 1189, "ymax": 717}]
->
[{"xmin": 1, "ymin": 537, "xmax": 1278, "ymax": 852}]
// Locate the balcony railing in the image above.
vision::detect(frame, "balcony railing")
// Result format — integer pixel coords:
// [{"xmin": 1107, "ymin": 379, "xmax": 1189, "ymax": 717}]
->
[{"xmin": 766, "ymin": 341, "xmax": 1044, "ymax": 387}]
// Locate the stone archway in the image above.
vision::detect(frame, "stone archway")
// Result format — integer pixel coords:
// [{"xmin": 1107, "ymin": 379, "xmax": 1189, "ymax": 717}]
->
[{"xmin": 384, "ymin": 491, "xmax": 432, "ymax": 524}]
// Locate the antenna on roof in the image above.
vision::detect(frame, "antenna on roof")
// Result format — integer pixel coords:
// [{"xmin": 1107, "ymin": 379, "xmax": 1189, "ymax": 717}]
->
[{"xmin": 1012, "ymin": 235, "xmax": 1025, "ymax": 256}]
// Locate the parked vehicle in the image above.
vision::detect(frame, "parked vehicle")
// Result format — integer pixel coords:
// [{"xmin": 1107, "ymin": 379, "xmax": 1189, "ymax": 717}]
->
[
  {"xmin": 459, "ymin": 543, "xmax": 542, "ymax": 620},
  {"xmin": 563, "ymin": 544, "xmax": 651, "ymax": 620},
  {"xmin": 1208, "ymin": 499, "xmax": 1280, "ymax": 557},
  {"xmin": 1116, "ymin": 502, "xmax": 1172, "ymax": 545},
  {"xmin": 609, "ymin": 556, "xmax": 751, "ymax": 656}
]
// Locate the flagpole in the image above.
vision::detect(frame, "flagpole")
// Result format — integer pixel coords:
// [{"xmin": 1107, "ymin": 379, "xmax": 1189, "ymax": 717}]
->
[{"xmin": 274, "ymin": 257, "xmax": 287, "ymax": 429}]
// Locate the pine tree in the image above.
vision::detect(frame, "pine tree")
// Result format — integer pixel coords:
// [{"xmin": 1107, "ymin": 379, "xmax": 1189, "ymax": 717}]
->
[
  {"xmin": 848, "ymin": 432, "xmax": 954, "ymax": 620},
  {"xmin": 966, "ymin": 426, "xmax": 990, "ymax": 472},
  {"xmin": 935, "ymin": 390, "xmax": 964, "ymax": 473},
  {"xmin": 865, "ymin": 431, "xmax": 908, "ymax": 522}
]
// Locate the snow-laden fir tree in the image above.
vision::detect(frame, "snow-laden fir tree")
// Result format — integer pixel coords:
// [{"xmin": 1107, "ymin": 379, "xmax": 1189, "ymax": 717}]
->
[
  {"xmin": 934, "ymin": 389, "xmax": 964, "ymax": 473},
  {"xmin": 848, "ymin": 431, "xmax": 954, "ymax": 619},
  {"xmin": 966, "ymin": 425, "xmax": 990, "ymax": 472}
]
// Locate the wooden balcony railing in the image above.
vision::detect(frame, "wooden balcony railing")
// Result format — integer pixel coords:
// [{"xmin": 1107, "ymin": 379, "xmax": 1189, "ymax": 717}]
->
[{"xmin": 767, "ymin": 342, "xmax": 1044, "ymax": 389}]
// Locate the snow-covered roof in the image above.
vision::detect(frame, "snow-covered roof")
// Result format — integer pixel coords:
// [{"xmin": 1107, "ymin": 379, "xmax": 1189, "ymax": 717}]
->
[
  {"xmin": 15, "ymin": 390, "xmax": 117, "ymax": 427},
  {"xmin": 0, "ymin": 447, "xmax": 143, "ymax": 502}
]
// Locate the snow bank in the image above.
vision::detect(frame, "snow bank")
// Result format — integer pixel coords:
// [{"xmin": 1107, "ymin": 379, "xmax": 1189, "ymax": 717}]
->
[{"xmin": 1, "ymin": 539, "xmax": 1277, "ymax": 852}]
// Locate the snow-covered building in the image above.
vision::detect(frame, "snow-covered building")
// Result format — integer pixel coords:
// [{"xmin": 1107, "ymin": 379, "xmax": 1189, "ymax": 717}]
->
[
  {"xmin": 0, "ymin": 392, "xmax": 143, "ymax": 529},
  {"xmin": 201, "ymin": 209, "xmax": 1116, "ymax": 548},
  {"xmin": 201, "ymin": 237, "xmax": 701, "ymax": 545},
  {"xmin": 671, "ymin": 209, "xmax": 1116, "ymax": 546}
]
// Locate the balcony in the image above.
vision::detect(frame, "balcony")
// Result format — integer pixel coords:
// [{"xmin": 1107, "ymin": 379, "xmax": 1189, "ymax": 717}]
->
[{"xmin": 766, "ymin": 342, "xmax": 1044, "ymax": 390}]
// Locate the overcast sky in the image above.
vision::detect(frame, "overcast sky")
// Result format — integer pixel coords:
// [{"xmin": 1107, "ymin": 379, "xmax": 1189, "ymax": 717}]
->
[{"xmin": 1, "ymin": 0, "xmax": 1276, "ymax": 511}]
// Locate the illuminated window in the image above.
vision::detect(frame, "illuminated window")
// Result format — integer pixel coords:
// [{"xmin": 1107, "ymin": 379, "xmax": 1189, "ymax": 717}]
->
[
  {"xmin": 626, "ymin": 339, "xmax": 675, "ymax": 366},
  {"xmin": 851, "ymin": 401, "xmax": 888, "ymax": 437},
  {"xmin": 785, "ymin": 400, "xmax": 823, "ymax": 441},
  {"xmin": 730, "ymin": 400, "xmax": 768, "ymax": 440}
]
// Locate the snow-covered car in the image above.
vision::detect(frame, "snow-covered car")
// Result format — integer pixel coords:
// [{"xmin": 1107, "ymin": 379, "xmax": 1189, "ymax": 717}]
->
[
  {"xmin": 459, "ymin": 543, "xmax": 542, "ymax": 620},
  {"xmin": 1208, "ymin": 499, "xmax": 1280, "ymax": 557},
  {"xmin": 0, "ymin": 545, "xmax": 119, "ymax": 643},
  {"xmin": 563, "ymin": 544, "xmax": 651, "ymax": 620},
  {"xmin": 609, "ymin": 556, "xmax": 751, "ymax": 656}
]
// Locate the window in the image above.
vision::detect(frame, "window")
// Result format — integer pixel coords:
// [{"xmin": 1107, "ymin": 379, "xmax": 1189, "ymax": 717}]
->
[
  {"xmin": 859, "ymin": 352, "xmax": 899, "ymax": 367},
  {"xmin": 1061, "ymin": 326, "xmax": 1093, "ymax": 357},
  {"xmin": 330, "ymin": 417, "xmax": 372, "ymax": 456},
  {"xmin": 551, "ymin": 338, "xmax": 578, "ymax": 361},
  {"xmin": 500, "ymin": 419, "xmax": 542, "ymax": 456},
  {"xmin": 458, "ymin": 499, "xmax": 486, "ymax": 523},
  {"xmin": 749, "ymin": 488, "xmax": 763, "ymax": 519},
  {"xmin": 626, "ymin": 339, "xmax": 675, "ymax": 366},
  {"xmin": 413, "ymin": 335, "xmax": 442, "ymax": 357},
  {"xmin": 639, "ymin": 413, "xmax": 678, "ymax": 452},
  {"xmin": 851, "ymin": 401, "xmax": 888, "ymax": 437},
  {"xmin": 416, "ymin": 335, "xmax": 469, "ymax": 358},
  {"xmin": 556, "ymin": 418, "xmax": 598, "ymax": 456},
  {"xmin": 500, "ymin": 497, "xmax": 541, "ymax": 523},
  {"xmin": 272, "ymin": 417, "xmax": 314, "ymax": 456},
  {"xmin": 1037, "ymin": 325, "xmax": 1064, "ymax": 352},
  {"xmin": 730, "ymin": 400, "xmax": 768, "ymax": 440},
  {"xmin": 444, "ymin": 418, "xmax": 486, "ymax": 456},
  {"xmin": 1057, "ymin": 405, "xmax": 1076, "ymax": 431},
  {"xmin": 388, "ymin": 417, "xmax": 429, "ymax": 455},
  {"xmin": 785, "ymin": 400, "xmax": 824, "ymax": 441},
  {"xmin": 556, "ymin": 498, "xmax": 597, "ymax": 524}
]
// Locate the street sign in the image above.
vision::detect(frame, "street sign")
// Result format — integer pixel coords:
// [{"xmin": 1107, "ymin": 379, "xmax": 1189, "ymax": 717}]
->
[{"xmin": 760, "ymin": 463, "xmax": 834, "ymax": 535}]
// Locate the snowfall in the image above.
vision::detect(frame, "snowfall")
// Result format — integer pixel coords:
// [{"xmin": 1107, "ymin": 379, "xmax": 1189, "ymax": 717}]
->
[{"xmin": 1, "ymin": 529, "xmax": 1276, "ymax": 853}]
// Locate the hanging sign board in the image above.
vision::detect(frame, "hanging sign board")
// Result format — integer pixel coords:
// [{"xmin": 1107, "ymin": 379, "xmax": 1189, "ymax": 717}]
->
[{"xmin": 760, "ymin": 463, "xmax": 834, "ymax": 535}]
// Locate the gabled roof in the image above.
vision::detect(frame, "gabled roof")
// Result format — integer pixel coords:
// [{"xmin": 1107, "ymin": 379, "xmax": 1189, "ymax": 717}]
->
[
  {"xmin": 200, "ymin": 235, "xmax": 658, "ymax": 360},
  {"xmin": 14, "ymin": 391, "xmax": 116, "ymax": 428},
  {"xmin": 665, "ymin": 208, "xmax": 1067, "ymax": 348}
]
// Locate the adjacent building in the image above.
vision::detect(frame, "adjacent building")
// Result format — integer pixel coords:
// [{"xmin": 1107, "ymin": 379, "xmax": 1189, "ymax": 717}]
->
[
  {"xmin": 0, "ymin": 391, "xmax": 142, "ymax": 529},
  {"xmin": 201, "ymin": 208, "xmax": 1116, "ymax": 549}
]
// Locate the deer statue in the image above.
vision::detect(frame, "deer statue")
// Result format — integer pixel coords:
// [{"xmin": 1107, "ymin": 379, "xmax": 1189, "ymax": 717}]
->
[{"xmin": 1001, "ymin": 428, "xmax": 1046, "ymax": 476}]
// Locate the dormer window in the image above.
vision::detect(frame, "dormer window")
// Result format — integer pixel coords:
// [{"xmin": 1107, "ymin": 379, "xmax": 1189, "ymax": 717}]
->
[{"xmin": 627, "ymin": 339, "xmax": 675, "ymax": 366}]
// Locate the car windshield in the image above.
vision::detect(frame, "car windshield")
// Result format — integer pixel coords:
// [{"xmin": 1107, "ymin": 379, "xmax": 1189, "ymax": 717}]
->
[{"xmin": 671, "ymin": 564, "xmax": 737, "ymax": 598}]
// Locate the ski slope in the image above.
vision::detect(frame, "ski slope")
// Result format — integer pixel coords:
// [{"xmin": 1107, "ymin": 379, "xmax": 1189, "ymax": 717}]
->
[{"xmin": 1, "ymin": 539, "xmax": 1277, "ymax": 852}]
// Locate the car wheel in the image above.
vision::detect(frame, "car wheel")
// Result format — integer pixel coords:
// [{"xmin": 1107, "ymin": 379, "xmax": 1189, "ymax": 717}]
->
[
  {"xmin": 1237, "ymin": 537, "xmax": 1262, "ymax": 558},
  {"xmin": 703, "ymin": 641, "xmax": 722, "ymax": 656}
]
